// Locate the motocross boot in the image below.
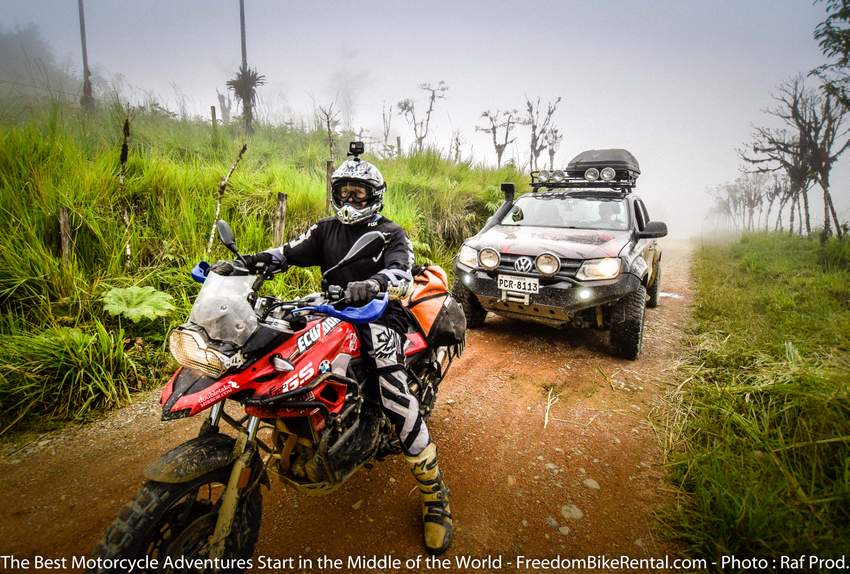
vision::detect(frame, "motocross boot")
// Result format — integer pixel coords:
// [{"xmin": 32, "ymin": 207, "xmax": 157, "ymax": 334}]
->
[{"xmin": 405, "ymin": 442, "xmax": 453, "ymax": 555}]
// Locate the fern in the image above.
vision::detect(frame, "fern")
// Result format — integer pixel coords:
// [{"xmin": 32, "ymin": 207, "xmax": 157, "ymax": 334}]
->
[{"xmin": 102, "ymin": 286, "xmax": 175, "ymax": 323}]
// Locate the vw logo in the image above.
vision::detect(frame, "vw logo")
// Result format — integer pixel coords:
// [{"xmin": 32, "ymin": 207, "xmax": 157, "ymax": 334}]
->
[{"xmin": 514, "ymin": 256, "xmax": 534, "ymax": 273}]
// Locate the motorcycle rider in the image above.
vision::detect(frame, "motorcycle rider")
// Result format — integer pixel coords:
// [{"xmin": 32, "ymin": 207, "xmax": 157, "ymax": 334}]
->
[{"xmin": 240, "ymin": 149, "xmax": 453, "ymax": 555}]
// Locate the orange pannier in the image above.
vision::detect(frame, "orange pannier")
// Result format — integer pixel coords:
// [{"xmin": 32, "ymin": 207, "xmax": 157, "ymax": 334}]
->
[{"xmin": 404, "ymin": 266, "xmax": 466, "ymax": 346}]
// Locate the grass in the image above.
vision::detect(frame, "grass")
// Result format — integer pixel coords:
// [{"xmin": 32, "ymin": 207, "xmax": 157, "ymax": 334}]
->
[
  {"xmin": 665, "ymin": 233, "xmax": 850, "ymax": 565},
  {"xmin": 0, "ymin": 96, "xmax": 527, "ymax": 434}
]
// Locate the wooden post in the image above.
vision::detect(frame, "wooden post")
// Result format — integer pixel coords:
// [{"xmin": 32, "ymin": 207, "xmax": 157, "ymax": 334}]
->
[
  {"xmin": 325, "ymin": 159, "xmax": 334, "ymax": 213},
  {"xmin": 396, "ymin": 136, "xmax": 402, "ymax": 158},
  {"xmin": 273, "ymin": 192, "xmax": 288, "ymax": 245},
  {"xmin": 59, "ymin": 207, "xmax": 72, "ymax": 265},
  {"xmin": 210, "ymin": 105, "xmax": 217, "ymax": 128}
]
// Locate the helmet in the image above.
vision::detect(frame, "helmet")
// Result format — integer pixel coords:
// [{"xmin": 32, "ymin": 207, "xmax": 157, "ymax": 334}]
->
[{"xmin": 330, "ymin": 159, "xmax": 386, "ymax": 225}]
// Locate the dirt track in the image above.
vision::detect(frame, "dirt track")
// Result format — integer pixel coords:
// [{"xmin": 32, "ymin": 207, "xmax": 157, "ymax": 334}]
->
[{"xmin": 0, "ymin": 240, "xmax": 693, "ymax": 573}]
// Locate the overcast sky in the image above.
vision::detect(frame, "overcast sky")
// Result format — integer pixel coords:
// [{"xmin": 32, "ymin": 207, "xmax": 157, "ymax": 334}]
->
[{"xmin": 4, "ymin": 0, "xmax": 849, "ymax": 236}]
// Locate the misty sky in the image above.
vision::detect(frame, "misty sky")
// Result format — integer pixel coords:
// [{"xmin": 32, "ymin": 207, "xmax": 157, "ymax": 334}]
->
[{"xmin": 3, "ymin": 0, "xmax": 849, "ymax": 236}]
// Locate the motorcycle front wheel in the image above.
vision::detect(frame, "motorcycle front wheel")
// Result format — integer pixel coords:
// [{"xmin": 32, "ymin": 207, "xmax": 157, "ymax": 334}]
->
[{"xmin": 89, "ymin": 466, "xmax": 262, "ymax": 574}]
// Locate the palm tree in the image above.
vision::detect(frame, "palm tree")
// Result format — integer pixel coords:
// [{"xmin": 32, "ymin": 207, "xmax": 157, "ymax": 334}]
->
[{"xmin": 227, "ymin": 64, "xmax": 265, "ymax": 134}]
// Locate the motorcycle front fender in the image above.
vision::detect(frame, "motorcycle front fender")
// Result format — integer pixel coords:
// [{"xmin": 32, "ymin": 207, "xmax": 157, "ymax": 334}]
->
[{"xmin": 144, "ymin": 433, "xmax": 237, "ymax": 484}]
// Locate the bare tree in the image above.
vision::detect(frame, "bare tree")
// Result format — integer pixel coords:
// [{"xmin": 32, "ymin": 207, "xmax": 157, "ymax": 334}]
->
[
  {"xmin": 476, "ymin": 109, "xmax": 521, "ymax": 168},
  {"xmin": 545, "ymin": 127, "xmax": 563, "ymax": 170},
  {"xmin": 216, "ymin": 90, "xmax": 232, "ymax": 124},
  {"xmin": 398, "ymin": 81, "xmax": 448, "ymax": 151},
  {"xmin": 740, "ymin": 79, "xmax": 817, "ymax": 234},
  {"xmin": 524, "ymin": 96, "xmax": 562, "ymax": 170},
  {"xmin": 449, "ymin": 130, "xmax": 463, "ymax": 163},
  {"xmin": 380, "ymin": 101, "xmax": 395, "ymax": 158},
  {"xmin": 794, "ymin": 83, "xmax": 849, "ymax": 238},
  {"xmin": 317, "ymin": 102, "xmax": 340, "ymax": 161}
]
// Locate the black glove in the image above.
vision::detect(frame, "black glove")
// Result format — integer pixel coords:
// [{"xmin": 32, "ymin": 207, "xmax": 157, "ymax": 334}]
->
[
  {"xmin": 345, "ymin": 279, "xmax": 380, "ymax": 305},
  {"xmin": 240, "ymin": 252, "xmax": 284, "ymax": 274}
]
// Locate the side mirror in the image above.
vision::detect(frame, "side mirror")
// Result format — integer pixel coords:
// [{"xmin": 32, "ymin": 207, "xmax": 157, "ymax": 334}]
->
[
  {"xmin": 217, "ymin": 220, "xmax": 239, "ymax": 256},
  {"xmin": 323, "ymin": 231, "xmax": 388, "ymax": 278},
  {"xmin": 638, "ymin": 221, "xmax": 667, "ymax": 239},
  {"xmin": 500, "ymin": 182, "xmax": 515, "ymax": 202}
]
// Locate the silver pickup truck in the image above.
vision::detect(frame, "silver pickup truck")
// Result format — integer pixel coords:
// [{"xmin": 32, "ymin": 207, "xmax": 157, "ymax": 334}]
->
[{"xmin": 452, "ymin": 149, "xmax": 667, "ymax": 359}]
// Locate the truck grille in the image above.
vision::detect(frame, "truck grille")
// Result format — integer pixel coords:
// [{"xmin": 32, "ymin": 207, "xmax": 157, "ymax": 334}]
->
[{"xmin": 496, "ymin": 254, "xmax": 582, "ymax": 281}]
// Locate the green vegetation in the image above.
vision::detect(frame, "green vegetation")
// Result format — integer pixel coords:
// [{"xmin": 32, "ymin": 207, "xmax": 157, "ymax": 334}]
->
[
  {"xmin": 0, "ymin": 98, "xmax": 527, "ymax": 434},
  {"xmin": 667, "ymin": 233, "xmax": 850, "ymax": 562}
]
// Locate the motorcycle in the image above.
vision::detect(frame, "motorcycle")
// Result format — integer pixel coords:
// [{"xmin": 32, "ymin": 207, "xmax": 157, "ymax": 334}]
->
[{"xmin": 90, "ymin": 221, "xmax": 464, "ymax": 573}]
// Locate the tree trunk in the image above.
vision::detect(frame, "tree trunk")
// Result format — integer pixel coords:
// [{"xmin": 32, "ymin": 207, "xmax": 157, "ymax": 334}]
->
[
  {"xmin": 788, "ymin": 195, "xmax": 798, "ymax": 235},
  {"xmin": 801, "ymin": 188, "xmax": 811, "ymax": 235},
  {"xmin": 765, "ymin": 196, "xmax": 775, "ymax": 231},
  {"xmin": 824, "ymin": 186, "xmax": 843, "ymax": 238},
  {"xmin": 797, "ymin": 197, "xmax": 803, "ymax": 235}
]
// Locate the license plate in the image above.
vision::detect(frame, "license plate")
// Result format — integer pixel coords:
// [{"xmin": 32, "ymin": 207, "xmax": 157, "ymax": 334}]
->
[{"xmin": 497, "ymin": 274, "xmax": 539, "ymax": 294}]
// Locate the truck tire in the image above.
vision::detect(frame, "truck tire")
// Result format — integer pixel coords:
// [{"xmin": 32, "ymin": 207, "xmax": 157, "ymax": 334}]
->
[
  {"xmin": 647, "ymin": 264, "xmax": 661, "ymax": 308},
  {"xmin": 452, "ymin": 278, "xmax": 486, "ymax": 329},
  {"xmin": 609, "ymin": 284, "xmax": 646, "ymax": 360}
]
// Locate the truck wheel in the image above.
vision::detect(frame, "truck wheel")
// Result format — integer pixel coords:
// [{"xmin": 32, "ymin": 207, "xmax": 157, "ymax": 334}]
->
[
  {"xmin": 609, "ymin": 284, "xmax": 646, "ymax": 360},
  {"xmin": 647, "ymin": 264, "xmax": 661, "ymax": 308},
  {"xmin": 452, "ymin": 278, "xmax": 486, "ymax": 329}
]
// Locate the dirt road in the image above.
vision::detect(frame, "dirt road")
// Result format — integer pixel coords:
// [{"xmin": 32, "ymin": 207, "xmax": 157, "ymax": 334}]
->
[{"xmin": 0, "ymin": 240, "xmax": 693, "ymax": 573}]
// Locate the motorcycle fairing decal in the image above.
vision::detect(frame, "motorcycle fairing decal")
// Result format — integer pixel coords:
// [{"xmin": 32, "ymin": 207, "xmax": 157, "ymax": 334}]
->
[
  {"xmin": 199, "ymin": 379, "xmax": 240, "ymax": 408},
  {"xmin": 295, "ymin": 316, "xmax": 343, "ymax": 354},
  {"xmin": 269, "ymin": 362, "xmax": 316, "ymax": 396},
  {"xmin": 162, "ymin": 367, "xmax": 217, "ymax": 416}
]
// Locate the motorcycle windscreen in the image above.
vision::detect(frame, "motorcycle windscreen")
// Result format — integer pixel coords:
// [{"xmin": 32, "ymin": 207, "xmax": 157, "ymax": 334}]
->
[
  {"xmin": 298, "ymin": 293, "xmax": 388, "ymax": 324},
  {"xmin": 188, "ymin": 271, "xmax": 258, "ymax": 346}
]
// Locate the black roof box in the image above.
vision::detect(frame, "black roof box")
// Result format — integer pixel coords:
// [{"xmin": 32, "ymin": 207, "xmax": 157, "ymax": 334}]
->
[{"xmin": 567, "ymin": 149, "xmax": 640, "ymax": 175}]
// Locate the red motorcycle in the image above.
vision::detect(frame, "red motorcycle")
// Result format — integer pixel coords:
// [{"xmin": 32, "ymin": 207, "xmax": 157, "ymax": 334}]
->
[{"xmin": 90, "ymin": 222, "xmax": 464, "ymax": 573}]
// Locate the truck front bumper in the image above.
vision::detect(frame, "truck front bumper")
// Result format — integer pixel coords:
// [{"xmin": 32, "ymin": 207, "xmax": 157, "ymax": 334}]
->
[{"xmin": 454, "ymin": 263, "xmax": 641, "ymax": 327}]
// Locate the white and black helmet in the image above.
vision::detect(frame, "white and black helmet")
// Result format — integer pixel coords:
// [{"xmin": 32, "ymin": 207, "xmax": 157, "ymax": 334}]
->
[{"xmin": 330, "ymin": 158, "xmax": 386, "ymax": 225}]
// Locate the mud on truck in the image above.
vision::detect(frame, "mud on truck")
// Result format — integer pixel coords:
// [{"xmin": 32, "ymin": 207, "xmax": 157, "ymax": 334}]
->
[{"xmin": 452, "ymin": 149, "xmax": 667, "ymax": 359}]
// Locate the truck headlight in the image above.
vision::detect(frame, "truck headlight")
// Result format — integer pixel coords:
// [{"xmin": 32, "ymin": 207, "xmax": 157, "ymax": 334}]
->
[
  {"xmin": 457, "ymin": 244, "xmax": 478, "ymax": 268},
  {"xmin": 535, "ymin": 253, "xmax": 561, "ymax": 276},
  {"xmin": 478, "ymin": 248, "xmax": 501, "ymax": 270},
  {"xmin": 576, "ymin": 258, "xmax": 621, "ymax": 280}
]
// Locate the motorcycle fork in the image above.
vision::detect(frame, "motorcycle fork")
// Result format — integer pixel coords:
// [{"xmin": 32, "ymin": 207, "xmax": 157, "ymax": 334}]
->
[{"xmin": 208, "ymin": 414, "xmax": 261, "ymax": 560}]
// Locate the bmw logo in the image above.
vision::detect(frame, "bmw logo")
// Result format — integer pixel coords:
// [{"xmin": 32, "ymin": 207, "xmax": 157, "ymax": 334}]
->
[
  {"xmin": 319, "ymin": 360, "xmax": 331, "ymax": 374},
  {"xmin": 514, "ymin": 257, "xmax": 534, "ymax": 273}
]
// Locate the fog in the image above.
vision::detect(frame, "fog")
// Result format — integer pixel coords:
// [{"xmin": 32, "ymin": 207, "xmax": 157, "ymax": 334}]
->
[{"xmin": 3, "ymin": 0, "xmax": 849, "ymax": 237}]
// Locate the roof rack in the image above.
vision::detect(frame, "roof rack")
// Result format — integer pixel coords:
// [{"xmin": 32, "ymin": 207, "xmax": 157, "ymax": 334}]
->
[
  {"xmin": 530, "ymin": 148, "xmax": 640, "ymax": 193},
  {"xmin": 529, "ymin": 173, "xmax": 636, "ymax": 193}
]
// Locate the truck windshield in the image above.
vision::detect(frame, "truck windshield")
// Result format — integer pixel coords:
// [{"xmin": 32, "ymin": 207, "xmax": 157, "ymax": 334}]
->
[{"xmin": 500, "ymin": 195, "xmax": 630, "ymax": 231}]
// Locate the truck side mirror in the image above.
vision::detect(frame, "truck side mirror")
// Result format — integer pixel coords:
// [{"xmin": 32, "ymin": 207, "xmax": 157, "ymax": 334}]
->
[{"xmin": 638, "ymin": 221, "xmax": 668, "ymax": 239}]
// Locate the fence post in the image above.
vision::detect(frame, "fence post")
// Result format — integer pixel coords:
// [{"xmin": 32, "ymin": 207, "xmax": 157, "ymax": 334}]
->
[
  {"xmin": 325, "ymin": 159, "xmax": 334, "ymax": 213},
  {"xmin": 59, "ymin": 207, "xmax": 71, "ymax": 265},
  {"xmin": 273, "ymin": 192, "xmax": 288, "ymax": 245},
  {"xmin": 210, "ymin": 105, "xmax": 217, "ymax": 129},
  {"xmin": 396, "ymin": 136, "xmax": 402, "ymax": 158}
]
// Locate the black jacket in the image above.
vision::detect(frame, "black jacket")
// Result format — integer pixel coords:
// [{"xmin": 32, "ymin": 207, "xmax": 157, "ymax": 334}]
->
[{"xmin": 268, "ymin": 215, "xmax": 414, "ymax": 331}]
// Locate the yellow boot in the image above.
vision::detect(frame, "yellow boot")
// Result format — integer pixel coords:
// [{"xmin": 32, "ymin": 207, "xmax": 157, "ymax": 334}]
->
[{"xmin": 406, "ymin": 442, "xmax": 453, "ymax": 555}]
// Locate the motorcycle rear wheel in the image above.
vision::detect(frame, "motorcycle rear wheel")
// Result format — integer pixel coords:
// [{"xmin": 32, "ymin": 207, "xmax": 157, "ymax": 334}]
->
[{"xmin": 89, "ymin": 467, "xmax": 261, "ymax": 574}]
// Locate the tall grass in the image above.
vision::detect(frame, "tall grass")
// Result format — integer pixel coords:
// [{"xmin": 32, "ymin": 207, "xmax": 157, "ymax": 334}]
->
[
  {"xmin": 0, "ymin": 97, "xmax": 526, "ymax": 433},
  {"xmin": 665, "ymin": 233, "xmax": 850, "ymax": 564}
]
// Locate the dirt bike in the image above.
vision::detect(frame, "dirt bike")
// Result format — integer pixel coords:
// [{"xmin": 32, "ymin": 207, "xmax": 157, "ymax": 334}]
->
[{"xmin": 90, "ymin": 221, "xmax": 464, "ymax": 573}]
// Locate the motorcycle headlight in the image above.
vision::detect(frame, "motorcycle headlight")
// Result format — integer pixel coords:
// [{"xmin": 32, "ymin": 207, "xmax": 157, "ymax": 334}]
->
[
  {"xmin": 537, "ymin": 170, "xmax": 550, "ymax": 183},
  {"xmin": 576, "ymin": 258, "xmax": 622, "ymax": 280},
  {"xmin": 535, "ymin": 253, "xmax": 561, "ymax": 276},
  {"xmin": 478, "ymin": 248, "xmax": 501, "ymax": 270},
  {"xmin": 600, "ymin": 167, "xmax": 616, "ymax": 181},
  {"xmin": 169, "ymin": 329, "xmax": 240, "ymax": 378},
  {"xmin": 457, "ymin": 244, "xmax": 478, "ymax": 268}
]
